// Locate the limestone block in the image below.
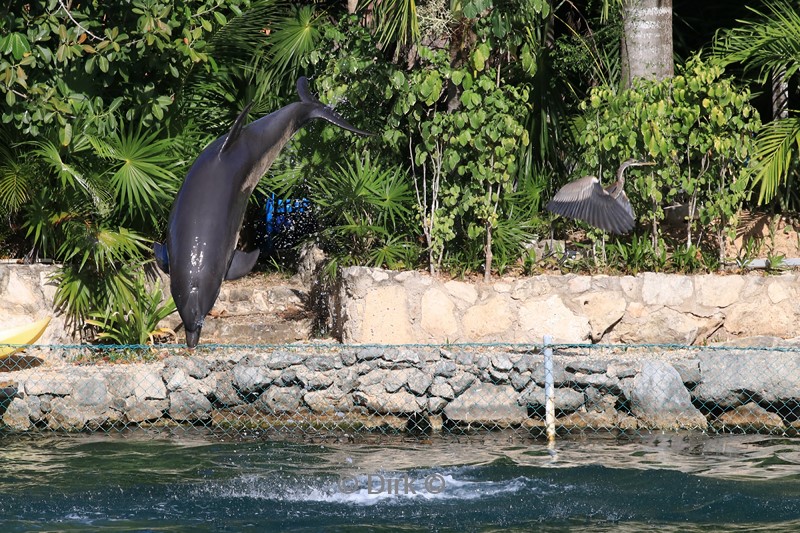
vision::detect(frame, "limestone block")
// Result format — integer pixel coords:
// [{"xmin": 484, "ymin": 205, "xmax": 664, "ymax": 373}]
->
[
  {"xmin": 420, "ymin": 288, "xmax": 459, "ymax": 339},
  {"xmin": 573, "ymin": 291, "xmax": 627, "ymax": 341},
  {"xmin": 359, "ymin": 285, "xmax": 414, "ymax": 344},
  {"xmin": 444, "ymin": 280, "xmax": 478, "ymax": 304},
  {"xmin": 125, "ymin": 399, "xmax": 168, "ymax": 423},
  {"xmin": 641, "ymin": 272, "xmax": 694, "ymax": 308},
  {"xmin": 517, "ymin": 295, "xmax": 591, "ymax": 344},
  {"xmin": 724, "ymin": 299, "xmax": 800, "ymax": 338},
  {"xmin": 696, "ymin": 275, "xmax": 744, "ymax": 308},
  {"xmin": 462, "ymin": 296, "xmax": 514, "ymax": 340}
]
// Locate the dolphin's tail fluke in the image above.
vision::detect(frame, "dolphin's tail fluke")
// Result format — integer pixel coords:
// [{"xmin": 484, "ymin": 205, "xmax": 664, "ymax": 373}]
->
[{"xmin": 297, "ymin": 76, "xmax": 374, "ymax": 136}]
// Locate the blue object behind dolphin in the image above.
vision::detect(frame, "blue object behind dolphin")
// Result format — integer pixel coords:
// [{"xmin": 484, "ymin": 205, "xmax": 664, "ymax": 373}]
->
[{"xmin": 156, "ymin": 77, "xmax": 371, "ymax": 347}]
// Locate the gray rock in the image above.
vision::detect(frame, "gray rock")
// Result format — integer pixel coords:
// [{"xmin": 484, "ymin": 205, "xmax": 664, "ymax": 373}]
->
[
  {"xmin": 356, "ymin": 347, "xmax": 384, "ymax": 361},
  {"xmin": 510, "ymin": 370, "xmax": 532, "ymax": 391},
  {"xmin": 607, "ymin": 361, "xmax": 638, "ymax": 380},
  {"xmin": 449, "ymin": 371, "xmax": 476, "ymax": 395},
  {"xmin": 673, "ymin": 360, "xmax": 701, "ymax": 384},
  {"xmin": 489, "ymin": 368, "xmax": 510, "ymax": 383},
  {"xmin": 513, "ymin": 354, "xmax": 537, "ymax": 373},
  {"xmin": 2, "ymin": 398, "xmax": 32, "ymax": 430},
  {"xmin": 476, "ymin": 356, "xmax": 490, "ymax": 370},
  {"xmin": 434, "ymin": 361, "xmax": 458, "ymax": 378},
  {"xmin": 406, "ymin": 369, "xmax": 433, "ymax": 395},
  {"xmin": 444, "ymin": 382, "xmax": 528, "ymax": 425},
  {"xmin": 305, "ymin": 355, "xmax": 342, "ymax": 372},
  {"xmin": 232, "ymin": 364, "xmax": 274, "ymax": 394},
  {"xmin": 47, "ymin": 397, "xmax": 95, "ymax": 430},
  {"xmin": 256, "ymin": 386, "xmax": 303, "ymax": 413},
  {"xmin": 428, "ymin": 396, "xmax": 448, "ymax": 413},
  {"xmin": 382, "ymin": 348, "xmax": 420, "ymax": 367},
  {"xmin": 168, "ymin": 391, "xmax": 212, "ymax": 421},
  {"xmin": 430, "ymin": 378, "xmax": 455, "ymax": 400},
  {"xmin": 530, "ymin": 361, "xmax": 571, "ymax": 387},
  {"xmin": 296, "ymin": 368, "xmax": 335, "ymax": 391},
  {"xmin": 419, "ymin": 349, "xmax": 440, "ymax": 363},
  {"xmin": 125, "ymin": 399, "xmax": 168, "ymax": 423},
  {"xmin": 455, "ymin": 351, "xmax": 474, "ymax": 366},
  {"xmin": 566, "ymin": 360, "xmax": 608, "ymax": 374},
  {"xmin": 164, "ymin": 355, "xmax": 210, "ymax": 379},
  {"xmin": 353, "ymin": 384, "xmax": 420, "ymax": 414},
  {"xmin": 340, "ymin": 349, "xmax": 357, "ymax": 366},
  {"xmin": 25, "ymin": 374, "xmax": 71, "ymax": 396},
  {"xmin": 628, "ymin": 361, "xmax": 706, "ymax": 429},
  {"xmin": 266, "ymin": 351, "xmax": 304, "ymax": 370},
  {"xmin": 72, "ymin": 377, "xmax": 109, "ymax": 407},
  {"xmin": 693, "ymin": 351, "xmax": 800, "ymax": 408},
  {"xmin": 491, "ymin": 353, "xmax": 513, "ymax": 372},
  {"xmin": 570, "ymin": 372, "xmax": 621, "ymax": 392},
  {"xmin": 210, "ymin": 371, "xmax": 243, "ymax": 406},
  {"xmin": 518, "ymin": 384, "xmax": 584, "ymax": 412},
  {"xmin": 132, "ymin": 370, "xmax": 167, "ymax": 400},
  {"xmin": 304, "ymin": 386, "xmax": 349, "ymax": 413}
]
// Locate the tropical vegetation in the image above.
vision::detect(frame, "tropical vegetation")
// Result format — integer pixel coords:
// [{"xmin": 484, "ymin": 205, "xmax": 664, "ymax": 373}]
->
[{"xmin": 0, "ymin": 0, "xmax": 797, "ymax": 342}]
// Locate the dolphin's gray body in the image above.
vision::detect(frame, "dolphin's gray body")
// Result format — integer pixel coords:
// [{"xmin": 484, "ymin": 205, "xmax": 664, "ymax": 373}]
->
[{"xmin": 155, "ymin": 77, "xmax": 371, "ymax": 347}]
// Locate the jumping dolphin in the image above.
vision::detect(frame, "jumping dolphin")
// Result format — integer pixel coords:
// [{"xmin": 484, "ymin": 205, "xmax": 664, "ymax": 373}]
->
[{"xmin": 155, "ymin": 77, "xmax": 371, "ymax": 347}]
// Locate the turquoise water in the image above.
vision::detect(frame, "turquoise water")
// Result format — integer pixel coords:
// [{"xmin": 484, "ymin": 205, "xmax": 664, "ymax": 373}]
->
[{"xmin": 1, "ymin": 431, "xmax": 800, "ymax": 531}]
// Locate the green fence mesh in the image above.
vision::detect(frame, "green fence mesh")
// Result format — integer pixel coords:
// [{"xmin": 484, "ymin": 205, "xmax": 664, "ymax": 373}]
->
[{"xmin": 1, "ymin": 341, "xmax": 799, "ymax": 438}]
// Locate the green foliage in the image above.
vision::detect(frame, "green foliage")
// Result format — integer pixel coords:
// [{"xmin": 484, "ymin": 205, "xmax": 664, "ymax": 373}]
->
[
  {"xmin": 577, "ymin": 56, "xmax": 761, "ymax": 259},
  {"xmin": 308, "ymin": 154, "xmax": 419, "ymax": 272},
  {"xmin": 85, "ymin": 270, "xmax": 177, "ymax": 345}
]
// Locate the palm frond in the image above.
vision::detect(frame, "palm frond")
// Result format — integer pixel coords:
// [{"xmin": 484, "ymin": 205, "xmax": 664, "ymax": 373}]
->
[
  {"xmin": 749, "ymin": 117, "xmax": 800, "ymax": 205},
  {"xmin": 714, "ymin": 1, "xmax": 800, "ymax": 82}
]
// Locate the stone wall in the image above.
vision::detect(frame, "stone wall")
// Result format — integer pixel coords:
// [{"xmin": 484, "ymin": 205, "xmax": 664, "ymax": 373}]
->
[
  {"xmin": 332, "ymin": 267, "xmax": 800, "ymax": 345},
  {"xmin": 2, "ymin": 345, "xmax": 794, "ymax": 433},
  {"xmin": 4, "ymin": 263, "xmax": 800, "ymax": 346}
]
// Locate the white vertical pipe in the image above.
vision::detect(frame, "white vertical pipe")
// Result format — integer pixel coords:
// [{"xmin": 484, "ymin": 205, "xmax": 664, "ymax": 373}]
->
[{"xmin": 543, "ymin": 335, "xmax": 556, "ymax": 444}]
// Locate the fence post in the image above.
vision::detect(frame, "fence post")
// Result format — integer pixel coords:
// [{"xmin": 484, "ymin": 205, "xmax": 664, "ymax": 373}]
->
[{"xmin": 543, "ymin": 335, "xmax": 556, "ymax": 444}]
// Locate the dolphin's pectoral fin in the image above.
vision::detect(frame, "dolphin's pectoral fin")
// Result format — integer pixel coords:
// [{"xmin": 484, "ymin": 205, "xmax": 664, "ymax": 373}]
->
[
  {"xmin": 154, "ymin": 242, "xmax": 169, "ymax": 274},
  {"xmin": 221, "ymin": 101, "xmax": 255, "ymax": 154},
  {"xmin": 225, "ymin": 249, "xmax": 260, "ymax": 280}
]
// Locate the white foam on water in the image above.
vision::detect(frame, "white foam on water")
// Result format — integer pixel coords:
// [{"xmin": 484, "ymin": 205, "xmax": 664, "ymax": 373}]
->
[{"xmin": 203, "ymin": 468, "xmax": 534, "ymax": 506}]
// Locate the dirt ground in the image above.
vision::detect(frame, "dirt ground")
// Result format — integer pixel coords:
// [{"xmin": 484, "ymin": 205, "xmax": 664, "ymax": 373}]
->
[{"xmin": 731, "ymin": 211, "xmax": 800, "ymax": 258}]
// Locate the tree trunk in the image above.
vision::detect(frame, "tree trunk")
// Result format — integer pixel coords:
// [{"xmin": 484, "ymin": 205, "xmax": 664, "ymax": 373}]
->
[
  {"xmin": 772, "ymin": 67, "xmax": 789, "ymax": 120},
  {"xmin": 621, "ymin": 0, "xmax": 674, "ymax": 87},
  {"xmin": 348, "ymin": 0, "xmax": 358, "ymax": 15}
]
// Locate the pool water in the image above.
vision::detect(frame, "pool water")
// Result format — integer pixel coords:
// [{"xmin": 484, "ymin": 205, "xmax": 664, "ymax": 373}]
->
[{"xmin": 1, "ymin": 431, "xmax": 799, "ymax": 531}]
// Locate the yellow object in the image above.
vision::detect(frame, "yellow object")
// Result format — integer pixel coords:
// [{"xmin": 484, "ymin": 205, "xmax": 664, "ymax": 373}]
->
[{"xmin": 0, "ymin": 317, "xmax": 51, "ymax": 359}]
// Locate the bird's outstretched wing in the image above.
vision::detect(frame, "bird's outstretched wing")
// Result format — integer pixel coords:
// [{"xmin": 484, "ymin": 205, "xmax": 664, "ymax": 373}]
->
[{"xmin": 546, "ymin": 175, "xmax": 635, "ymax": 234}]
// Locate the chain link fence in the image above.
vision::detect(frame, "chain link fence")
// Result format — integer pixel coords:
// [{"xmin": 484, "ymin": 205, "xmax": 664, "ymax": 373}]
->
[{"xmin": 1, "ymin": 341, "xmax": 799, "ymax": 439}]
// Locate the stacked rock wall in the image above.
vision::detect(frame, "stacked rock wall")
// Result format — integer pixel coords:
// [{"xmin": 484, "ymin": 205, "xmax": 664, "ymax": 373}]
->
[{"xmin": 2, "ymin": 346, "xmax": 795, "ymax": 434}]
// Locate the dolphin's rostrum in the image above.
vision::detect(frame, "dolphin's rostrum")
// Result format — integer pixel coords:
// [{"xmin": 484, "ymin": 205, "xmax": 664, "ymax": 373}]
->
[{"xmin": 155, "ymin": 77, "xmax": 372, "ymax": 347}]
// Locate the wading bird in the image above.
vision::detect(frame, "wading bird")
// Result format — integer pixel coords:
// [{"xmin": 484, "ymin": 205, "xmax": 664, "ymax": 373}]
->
[{"xmin": 546, "ymin": 159, "xmax": 655, "ymax": 234}]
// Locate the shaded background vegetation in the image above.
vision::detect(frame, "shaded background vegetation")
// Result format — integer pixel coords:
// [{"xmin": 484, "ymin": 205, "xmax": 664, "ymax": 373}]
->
[{"xmin": 1, "ymin": 0, "xmax": 798, "ymax": 342}]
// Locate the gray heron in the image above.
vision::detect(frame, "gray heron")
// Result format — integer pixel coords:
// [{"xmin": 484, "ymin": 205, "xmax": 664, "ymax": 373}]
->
[{"xmin": 546, "ymin": 159, "xmax": 655, "ymax": 234}]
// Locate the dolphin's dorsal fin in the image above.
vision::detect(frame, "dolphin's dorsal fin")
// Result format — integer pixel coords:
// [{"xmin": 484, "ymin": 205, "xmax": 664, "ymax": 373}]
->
[
  {"xmin": 297, "ymin": 76, "xmax": 317, "ymax": 104},
  {"xmin": 221, "ymin": 101, "xmax": 255, "ymax": 153}
]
